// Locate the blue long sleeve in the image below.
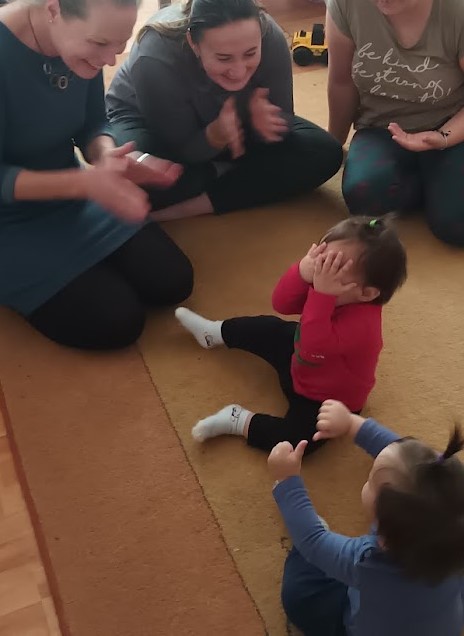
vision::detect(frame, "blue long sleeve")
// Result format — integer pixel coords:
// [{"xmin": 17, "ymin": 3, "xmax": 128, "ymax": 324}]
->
[
  {"xmin": 355, "ymin": 418, "xmax": 400, "ymax": 458},
  {"xmin": 273, "ymin": 476, "xmax": 375, "ymax": 587},
  {"xmin": 273, "ymin": 420, "xmax": 400, "ymax": 587}
]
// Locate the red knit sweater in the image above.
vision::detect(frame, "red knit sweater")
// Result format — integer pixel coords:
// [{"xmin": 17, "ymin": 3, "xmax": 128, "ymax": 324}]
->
[{"xmin": 272, "ymin": 263, "xmax": 383, "ymax": 411}]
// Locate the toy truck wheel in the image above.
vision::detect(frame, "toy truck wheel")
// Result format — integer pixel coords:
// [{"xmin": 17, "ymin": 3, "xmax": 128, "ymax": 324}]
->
[
  {"xmin": 292, "ymin": 46, "xmax": 314, "ymax": 66},
  {"xmin": 321, "ymin": 50, "xmax": 328, "ymax": 65}
]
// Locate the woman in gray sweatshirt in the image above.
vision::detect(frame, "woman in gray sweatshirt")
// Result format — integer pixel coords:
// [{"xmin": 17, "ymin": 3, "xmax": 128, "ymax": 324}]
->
[{"xmin": 106, "ymin": 0, "xmax": 343, "ymax": 221}]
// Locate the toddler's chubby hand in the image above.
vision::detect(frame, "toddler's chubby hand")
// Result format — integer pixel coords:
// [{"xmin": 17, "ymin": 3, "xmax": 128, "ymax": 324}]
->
[
  {"xmin": 315, "ymin": 400, "xmax": 352, "ymax": 441},
  {"xmin": 299, "ymin": 242, "xmax": 327, "ymax": 284},
  {"xmin": 268, "ymin": 440, "xmax": 308, "ymax": 482},
  {"xmin": 313, "ymin": 250, "xmax": 357, "ymax": 297}
]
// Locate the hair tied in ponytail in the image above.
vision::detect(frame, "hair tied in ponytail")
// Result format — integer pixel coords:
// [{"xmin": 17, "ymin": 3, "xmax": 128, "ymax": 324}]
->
[{"xmin": 439, "ymin": 425, "xmax": 464, "ymax": 462}]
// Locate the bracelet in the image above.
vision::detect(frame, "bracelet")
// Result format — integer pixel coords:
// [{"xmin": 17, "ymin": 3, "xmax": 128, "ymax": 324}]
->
[
  {"xmin": 438, "ymin": 129, "xmax": 451, "ymax": 151},
  {"xmin": 136, "ymin": 152, "xmax": 150, "ymax": 163}
]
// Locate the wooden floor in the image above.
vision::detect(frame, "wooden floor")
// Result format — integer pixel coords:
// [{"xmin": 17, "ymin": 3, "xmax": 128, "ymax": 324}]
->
[
  {"xmin": 0, "ymin": 411, "xmax": 60, "ymax": 636},
  {"xmin": 0, "ymin": 1, "xmax": 325, "ymax": 634}
]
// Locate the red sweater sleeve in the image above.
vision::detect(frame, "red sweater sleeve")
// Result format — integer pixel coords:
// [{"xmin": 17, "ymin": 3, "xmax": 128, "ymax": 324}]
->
[
  {"xmin": 272, "ymin": 262, "xmax": 310, "ymax": 315},
  {"xmin": 298, "ymin": 290, "xmax": 367, "ymax": 361}
]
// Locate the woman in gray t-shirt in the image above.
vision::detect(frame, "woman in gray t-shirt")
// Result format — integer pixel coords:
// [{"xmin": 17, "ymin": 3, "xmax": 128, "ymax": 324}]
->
[
  {"xmin": 106, "ymin": 0, "xmax": 342, "ymax": 221},
  {"xmin": 327, "ymin": 0, "xmax": 464, "ymax": 247}
]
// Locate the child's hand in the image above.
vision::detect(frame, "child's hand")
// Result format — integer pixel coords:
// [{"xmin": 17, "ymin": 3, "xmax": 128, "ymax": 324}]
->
[
  {"xmin": 314, "ymin": 400, "xmax": 352, "ymax": 441},
  {"xmin": 299, "ymin": 242, "xmax": 327, "ymax": 283},
  {"xmin": 313, "ymin": 250, "xmax": 357, "ymax": 297},
  {"xmin": 268, "ymin": 440, "xmax": 308, "ymax": 482}
]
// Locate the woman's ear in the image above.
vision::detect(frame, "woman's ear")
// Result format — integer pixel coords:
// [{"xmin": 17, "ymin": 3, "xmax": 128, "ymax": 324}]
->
[
  {"xmin": 45, "ymin": 0, "xmax": 61, "ymax": 23},
  {"xmin": 186, "ymin": 30, "xmax": 199, "ymax": 57}
]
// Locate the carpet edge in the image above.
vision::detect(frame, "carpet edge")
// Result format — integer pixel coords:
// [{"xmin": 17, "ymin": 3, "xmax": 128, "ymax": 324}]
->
[
  {"xmin": 0, "ymin": 378, "xmax": 70, "ymax": 636},
  {"xmin": 136, "ymin": 343, "xmax": 267, "ymax": 630}
]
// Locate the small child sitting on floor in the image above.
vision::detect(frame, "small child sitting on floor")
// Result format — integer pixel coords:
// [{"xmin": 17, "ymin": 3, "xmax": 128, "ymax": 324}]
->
[
  {"xmin": 269, "ymin": 400, "xmax": 464, "ymax": 636},
  {"xmin": 176, "ymin": 215, "xmax": 407, "ymax": 454}
]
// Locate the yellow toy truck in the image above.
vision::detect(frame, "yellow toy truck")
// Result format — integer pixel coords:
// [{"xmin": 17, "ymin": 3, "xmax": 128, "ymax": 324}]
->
[{"xmin": 291, "ymin": 24, "xmax": 328, "ymax": 67}]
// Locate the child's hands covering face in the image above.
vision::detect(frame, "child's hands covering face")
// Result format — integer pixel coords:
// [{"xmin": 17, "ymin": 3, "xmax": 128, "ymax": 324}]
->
[
  {"xmin": 299, "ymin": 242, "xmax": 327, "ymax": 283},
  {"xmin": 313, "ymin": 250, "xmax": 357, "ymax": 297}
]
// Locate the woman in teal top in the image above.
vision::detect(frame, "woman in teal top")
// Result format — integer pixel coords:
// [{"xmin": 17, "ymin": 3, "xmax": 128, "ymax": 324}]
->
[{"xmin": 0, "ymin": 0, "xmax": 193, "ymax": 350}]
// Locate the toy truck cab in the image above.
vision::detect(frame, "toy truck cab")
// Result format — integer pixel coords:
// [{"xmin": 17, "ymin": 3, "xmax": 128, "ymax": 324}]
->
[{"xmin": 291, "ymin": 24, "xmax": 328, "ymax": 66}]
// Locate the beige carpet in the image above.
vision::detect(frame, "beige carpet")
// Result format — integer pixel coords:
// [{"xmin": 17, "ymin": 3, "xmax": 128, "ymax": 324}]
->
[
  {"xmin": 1, "ymin": 70, "xmax": 463, "ymax": 636},
  {"xmin": 139, "ymin": 71, "xmax": 464, "ymax": 634}
]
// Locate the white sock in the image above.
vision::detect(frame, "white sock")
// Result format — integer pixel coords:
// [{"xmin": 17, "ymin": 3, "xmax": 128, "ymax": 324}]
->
[
  {"xmin": 175, "ymin": 307, "xmax": 224, "ymax": 349},
  {"xmin": 192, "ymin": 404, "xmax": 252, "ymax": 442}
]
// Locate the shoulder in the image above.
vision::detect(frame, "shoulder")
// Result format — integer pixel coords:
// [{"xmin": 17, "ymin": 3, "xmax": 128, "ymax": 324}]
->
[
  {"xmin": 0, "ymin": 21, "xmax": 21, "ymax": 60},
  {"xmin": 440, "ymin": 0, "xmax": 464, "ymax": 20},
  {"xmin": 261, "ymin": 13, "xmax": 287, "ymax": 45},
  {"xmin": 129, "ymin": 27, "xmax": 184, "ymax": 74},
  {"xmin": 341, "ymin": 302, "xmax": 382, "ymax": 320}
]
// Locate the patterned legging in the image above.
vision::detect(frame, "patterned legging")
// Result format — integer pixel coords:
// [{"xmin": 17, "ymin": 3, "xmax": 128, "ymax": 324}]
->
[{"xmin": 343, "ymin": 128, "xmax": 464, "ymax": 247}]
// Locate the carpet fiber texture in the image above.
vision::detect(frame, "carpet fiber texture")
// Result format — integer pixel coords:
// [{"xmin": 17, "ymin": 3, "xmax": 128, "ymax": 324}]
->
[{"xmin": 1, "ymin": 71, "xmax": 463, "ymax": 636}]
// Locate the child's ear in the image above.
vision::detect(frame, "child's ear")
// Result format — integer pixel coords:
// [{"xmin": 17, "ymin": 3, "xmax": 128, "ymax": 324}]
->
[{"xmin": 360, "ymin": 286, "xmax": 381, "ymax": 303}]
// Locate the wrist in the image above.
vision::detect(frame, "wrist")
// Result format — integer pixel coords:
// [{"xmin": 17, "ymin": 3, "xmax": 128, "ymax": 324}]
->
[
  {"xmin": 348, "ymin": 414, "xmax": 366, "ymax": 439},
  {"xmin": 75, "ymin": 168, "xmax": 94, "ymax": 200},
  {"xmin": 438, "ymin": 128, "xmax": 451, "ymax": 150},
  {"xmin": 206, "ymin": 120, "xmax": 227, "ymax": 150},
  {"xmin": 86, "ymin": 134, "xmax": 116, "ymax": 164},
  {"xmin": 298, "ymin": 259, "xmax": 312, "ymax": 283}
]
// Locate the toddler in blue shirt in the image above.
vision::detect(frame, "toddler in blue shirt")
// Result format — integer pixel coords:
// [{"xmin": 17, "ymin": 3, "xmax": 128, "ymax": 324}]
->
[{"xmin": 269, "ymin": 400, "xmax": 464, "ymax": 636}]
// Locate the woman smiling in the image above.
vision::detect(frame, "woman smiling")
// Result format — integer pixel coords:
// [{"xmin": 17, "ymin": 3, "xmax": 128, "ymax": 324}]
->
[{"xmin": 106, "ymin": 0, "xmax": 343, "ymax": 221}]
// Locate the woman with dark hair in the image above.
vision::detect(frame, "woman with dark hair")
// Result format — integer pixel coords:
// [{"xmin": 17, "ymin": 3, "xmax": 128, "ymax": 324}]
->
[{"xmin": 106, "ymin": 0, "xmax": 343, "ymax": 221}]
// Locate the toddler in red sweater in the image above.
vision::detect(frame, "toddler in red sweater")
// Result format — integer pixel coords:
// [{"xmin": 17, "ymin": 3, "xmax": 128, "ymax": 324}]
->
[{"xmin": 175, "ymin": 216, "xmax": 407, "ymax": 454}]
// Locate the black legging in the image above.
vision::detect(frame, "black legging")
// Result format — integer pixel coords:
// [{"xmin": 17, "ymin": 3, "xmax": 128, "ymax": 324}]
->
[
  {"xmin": 222, "ymin": 315, "xmax": 328, "ymax": 455},
  {"xmin": 27, "ymin": 223, "xmax": 193, "ymax": 350},
  {"xmin": 110, "ymin": 116, "xmax": 343, "ymax": 213}
]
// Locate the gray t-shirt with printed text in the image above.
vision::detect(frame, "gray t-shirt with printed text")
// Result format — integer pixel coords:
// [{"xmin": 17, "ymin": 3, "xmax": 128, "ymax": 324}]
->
[{"xmin": 328, "ymin": 0, "xmax": 464, "ymax": 132}]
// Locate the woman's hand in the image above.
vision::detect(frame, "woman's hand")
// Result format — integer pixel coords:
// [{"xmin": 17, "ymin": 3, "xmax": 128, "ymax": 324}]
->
[
  {"xmin": 249, "ymin": 88, "xmax": 288, "ymax": 142},
  {"xmin": 99, "ymin": 142, "xmax": 183, "ymax": 189},
  {"xmin": 268, "ymin": 440, "xmax": 308, "ymax": 482},
  {"xmin": 82, "ymin": 165, "xmax": 151, "ymax": 224},
  {"xmin": 388, "ymin": 123, "xmax": 446, "ymax": 152},
  {"xmin": 206, "ymin": 97, "xmax": 245, "ymax": 159}
]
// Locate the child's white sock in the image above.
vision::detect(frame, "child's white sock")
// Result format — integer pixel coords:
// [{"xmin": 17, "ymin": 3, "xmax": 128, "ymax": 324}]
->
[
  {"xmin": 175, "ymin": 307, "xmax": 224, "ymax": 349},
  {"xmin": 192, "ymin": 404, "xmax": 251, "ymax": 441}
]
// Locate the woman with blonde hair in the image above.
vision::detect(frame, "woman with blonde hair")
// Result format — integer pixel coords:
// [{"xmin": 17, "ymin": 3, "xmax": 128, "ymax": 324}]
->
[
  {"xmin": 106, "ymin": 0, "xmax": 343, "ymax": 221},
  {"xmin": 0, "ymin": 0, "xmax": 193, "ymax": 350}
]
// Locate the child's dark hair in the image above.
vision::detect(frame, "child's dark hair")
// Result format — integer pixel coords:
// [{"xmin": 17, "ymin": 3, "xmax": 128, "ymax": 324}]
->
[
  {"xmin": 321, "ymin": 215, "xmax": 407, "ymax": 304},
  {"xmin": 376, "ymin": 426, "xmax": 464, "ymax": 583}
]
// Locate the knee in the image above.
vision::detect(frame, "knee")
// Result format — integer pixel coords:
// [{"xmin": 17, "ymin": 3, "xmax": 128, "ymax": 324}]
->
[
  {"xmin": 296, "ymin": 131, "xmax": 343, "ymax": 180},
  {"xmin": 427, "ymin": 209, "xmax": 464, "ymax": 247},
  {"xmin": 159, "ymin": 254, "xmax": 194, "ymax": 305},
  {"xmin": 342, "ymin": 164, "xmax": 397, "ymax": 215},
  {"xmin": 320, "ymin": 134, "xmax": 344, "ymax": 178},
  {"xmin": 281, "ymin": 570, "xmax": 306, "ymax": 629},
  {"xmin": 104, "ymin": 302, "xmax": 146, "ymax": 350},
  {"xmin": 91, "ymin": 299, "xmax": 146, "ymax": 350},
  {"xmin": 31, "ymin": 298, "xmax": 146, "ymax": 351}
]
